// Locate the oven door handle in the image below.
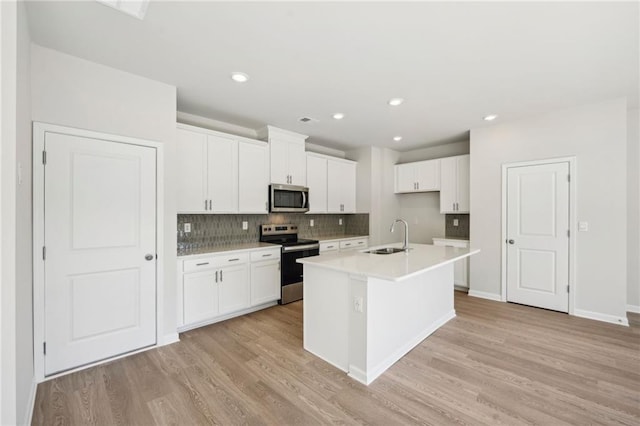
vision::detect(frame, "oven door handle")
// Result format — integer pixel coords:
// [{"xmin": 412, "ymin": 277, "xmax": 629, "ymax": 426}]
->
[{"xmin": 282, "ymin": 244, "xmax": 320, "ymax": 253}]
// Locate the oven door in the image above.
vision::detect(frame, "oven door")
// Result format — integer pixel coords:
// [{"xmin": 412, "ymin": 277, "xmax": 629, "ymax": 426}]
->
[{"xmin": 280, "ymin": 244, "xmax": 319, "ymax": 304}]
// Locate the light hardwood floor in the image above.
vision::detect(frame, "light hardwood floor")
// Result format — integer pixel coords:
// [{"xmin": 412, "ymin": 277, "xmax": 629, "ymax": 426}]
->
[{"xmin": 32, "ymin": 292, "xmax": 640, "ymax": 425}]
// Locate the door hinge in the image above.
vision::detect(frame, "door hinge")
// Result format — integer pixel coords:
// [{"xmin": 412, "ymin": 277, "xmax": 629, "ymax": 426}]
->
[
  {"xmin": 43, "ymin": 342, "xmax": 46, "ymax": 355},
  {"xmin": 567, "ymin": 174, "xmax": 570, "ymax": 182},
  {"xmin": 567, "ymin": 285, "xmax": 570, "ymax": 293},
  {"xmin": 567, "ymin": 230, "xmax": 570, "ymax": 237},
  {"xmin": 42, "ymin": 151, "xmax": 47, "ymax": 165},
  {"xmin": 42, "ymin": 246, "xmax": 46, "ymax": 260}
]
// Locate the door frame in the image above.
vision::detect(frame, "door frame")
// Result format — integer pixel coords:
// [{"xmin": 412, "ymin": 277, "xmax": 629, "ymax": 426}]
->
[
  {"xmin": 500, "ymin": 156, "xmax": 577, "ymax": 315},
  {"xmin": 32, "ymin": 122, "xmax": 165, "ymax": 382}
]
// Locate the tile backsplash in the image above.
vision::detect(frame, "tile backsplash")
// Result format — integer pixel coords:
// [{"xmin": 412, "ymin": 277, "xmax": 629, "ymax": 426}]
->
[
  {"xmin": 177, "ymin": 213, "xmax": 369, "ymax": 255},
  {"xmin": 445, "ymin": 214, "xmax": 470, "ymax": 239}
]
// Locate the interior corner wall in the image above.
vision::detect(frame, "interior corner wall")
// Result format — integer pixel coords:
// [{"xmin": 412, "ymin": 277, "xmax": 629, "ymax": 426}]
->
[
  {"xmin": 470, "ymin": 98, "xmax": 628, "ymax": 320},
  {"xmin": 627, "ymin": 108, "xmax": 640, "ymax": 311},
  {"xmin": 16, "ymin": 1, "xmax": 33, "ymax": 424},
  {"xmin": 30, "ymin": 44, "xmax": 178, "ymax": 343}
]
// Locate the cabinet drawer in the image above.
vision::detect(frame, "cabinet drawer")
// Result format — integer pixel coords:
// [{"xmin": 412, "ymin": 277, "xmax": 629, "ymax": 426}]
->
[
  {"xmin": 340, "ymin": 238, "xmax": 368, "ymax": 250},
  {"xmin": 320, "ymin": 242, "xmax": 339, "ymax": 252},
  {"xmin": 183, "ymin": 252, "xmax": 249, "ymax": 272},
  {"xmin": 250, "ymin": 248, "xmax": 281, "ymax": 262},
  {"xmin": 432, "ymin": 239, "xmax": 469, "ymax": 248}
]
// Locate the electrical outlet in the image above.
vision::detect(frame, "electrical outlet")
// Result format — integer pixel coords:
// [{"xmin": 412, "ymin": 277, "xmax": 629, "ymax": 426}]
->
[
  {"xmin": 339, "ymin": 218, "xmax": 343, "ymax": 226},
  {"xmin": 310, "ymin": 219, "xmax": 314, "ymax": 227},
  {"xmin": 184, "ymin": 223, "xmax": 191, "ymax": 233},
  {"xmin": 353, "ymin": 296, "xmax": 363, "ymax": 313},
  {"xmin": 453, "ymin": 219, "xmax": 459, "ymax": 227},
  {"xmin": 578, "ymin": 221, "xmax": 588, "ymax": 232},
  {"xmin": 242, "ymin": 221, "xmax": 248, "ymax": 230}
]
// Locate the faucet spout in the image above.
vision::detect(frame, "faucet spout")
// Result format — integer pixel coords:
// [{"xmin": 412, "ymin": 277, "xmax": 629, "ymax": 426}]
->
[{"xmin": 390, "ymin": 219, "xmax": 410, "ymax": 251}]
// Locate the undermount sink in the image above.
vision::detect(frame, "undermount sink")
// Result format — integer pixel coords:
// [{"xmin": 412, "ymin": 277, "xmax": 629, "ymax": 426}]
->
[{"xmin": 365, "ymin": 247, "xmax": 408, "ymax": 255}]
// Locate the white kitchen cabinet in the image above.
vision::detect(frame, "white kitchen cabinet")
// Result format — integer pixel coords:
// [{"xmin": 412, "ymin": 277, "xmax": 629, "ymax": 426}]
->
[
  {"xmin": 306, "ymin": 154, "xmax": 328, "ymax": 213},
  {"xmin": 183, "ymin": 270, "xmax": 219, "ymax": 325},
  {"xmin": 394, "ymin": 159, "xmax": 440, "ymax": 193},
  {"xmin": 440, "ymin": 155, "xmax": 470, "ymax": 213},
  {"xmin": 258, "ymin": 126, "xmax": 308, "ymax": 186},
  {"xmin": 327, "ymin": 159, "xmax": 356, "ymax": 213},
  {"xmin": 319, "ymin": 237, "xmax": 369, "ymax": 253},
  {"xmin": 432, "ymin": 238, "xmax": 469, "ymax": 289},
  {"xmin": 218, "ymin": 263, "xmax": 250, "ymax": 315},
  {"xmin": 239, "ymin": 141, "xmax": 269, "ymax": 213},
  {"xmin": 207, "ymin": 134, "xmax": 238, "ymax": 213},
  {"xmin": 176, "ymin": 128, "xmax": 208, "ymax": 212},
  {"xmin": 250, "ymin": 257, "xmax": 280, "ymax": 306},
  {"xmin": 178, "ymin": 247, "xmax": 281, "ymax": 331}
]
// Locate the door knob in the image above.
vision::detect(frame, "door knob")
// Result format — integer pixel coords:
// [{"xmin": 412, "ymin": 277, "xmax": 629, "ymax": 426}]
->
[
  {"xmin": 145, "ymin": 254, "xmax": 154, "ymax": 261},
  {"xmin": 507, "ymin": 239, "xmax": 515, "ymax": 245}
]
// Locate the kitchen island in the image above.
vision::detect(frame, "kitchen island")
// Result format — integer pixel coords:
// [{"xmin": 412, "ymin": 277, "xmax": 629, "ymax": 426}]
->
[{"xmin": 298, "ymin": 242, "xmax": 479, "ymax": 385}]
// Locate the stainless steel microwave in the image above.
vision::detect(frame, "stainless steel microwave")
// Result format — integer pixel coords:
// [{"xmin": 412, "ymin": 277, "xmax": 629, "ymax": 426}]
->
[{"xmin": 269, "ymin": 184, "xmax": 309, "ymax": 213}]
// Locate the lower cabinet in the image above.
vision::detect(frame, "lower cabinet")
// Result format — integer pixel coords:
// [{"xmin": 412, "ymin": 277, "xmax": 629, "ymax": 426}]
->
[
  {"xmin": 432, "ymin": 238, "xmax": 469, "ymax": 289},
  {"xmin": 320, "ymin": 237, "xmax": 369, "ymax": 253},
  {"xmin": 178, "ymin": 247, "xmax": 281, "ymax": 330}
]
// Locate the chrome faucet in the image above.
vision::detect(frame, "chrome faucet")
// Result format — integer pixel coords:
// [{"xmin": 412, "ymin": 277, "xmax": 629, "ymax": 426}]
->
[{"xmin": 390, "ymin": 219, "xmax": 410, "ymax": 251}]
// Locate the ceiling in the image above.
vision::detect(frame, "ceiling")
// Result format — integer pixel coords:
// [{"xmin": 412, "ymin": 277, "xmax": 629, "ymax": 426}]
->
[{"xmin": 25, "ymin": 1, "xmax": 639, "ymax": 152}]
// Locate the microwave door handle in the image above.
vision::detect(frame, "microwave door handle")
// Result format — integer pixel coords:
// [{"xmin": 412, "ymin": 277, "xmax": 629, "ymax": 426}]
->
[{"xmin": 301, "ymin": 191, "xmax": 307, "ymax": 209}]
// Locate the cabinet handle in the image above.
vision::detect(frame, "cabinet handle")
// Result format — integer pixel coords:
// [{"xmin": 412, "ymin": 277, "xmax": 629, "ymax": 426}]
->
[
  {"xmin": 262, "ymin": 253, "xmax": 272, "ymax": 257},
  {"xmin": 228, "ymin": 258, "xmax": 240, "ymax": 262},
  {"xmin": 204, "ymin": 200, "xmax": 208, "ymax": 210},
  {"xmin": 278, "ymin": 261, "xmax": 280, "ymax": 271},
  {"xmin": 215, "ymin": 270, "xmax": 218, "ymax": 283},
  {"xmin": 220, "ymin": 270, "xmax": 223, "ymax": 281},
  {"xmin": 196, "ymin": 262, "xmax": 209, "ymax": 266},
  {"xmin": 327, "ymin": 245, "xmax": 334, "ymax": 249},
  {"xmin": 417, "ymin": 182, "xmax": 419, "ymax": 190}
]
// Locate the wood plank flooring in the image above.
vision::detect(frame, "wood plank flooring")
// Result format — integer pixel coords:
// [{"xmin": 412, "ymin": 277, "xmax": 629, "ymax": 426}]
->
[{"xmin": 32, "ymin": 292, "xmax": 640, "ymax": 425}]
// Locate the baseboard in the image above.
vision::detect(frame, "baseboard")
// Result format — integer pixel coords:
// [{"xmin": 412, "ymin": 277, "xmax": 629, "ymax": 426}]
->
[
  {"xmin": 627, "ymin": 304, "xmax": 640, "ymax": 314},
  {"xmin": 468, "ymin": 290, "xmax": 503, "ymax": 302},
  {"xmin": 24, "ymin": 378, "xmax": 37, "ymax": 426},
  {"xmin": 161, "ymin": 332, "xmax": 180, "ymax": 346},
  {"xmin": 574, "ymin": 309, "xmax": 629, "ymax": 327}
]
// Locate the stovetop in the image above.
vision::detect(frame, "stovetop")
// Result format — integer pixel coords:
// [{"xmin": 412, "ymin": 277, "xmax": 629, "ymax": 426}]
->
[{"xmin": 259, "ymin": 224, "xmax": 318, "ymax": 247}]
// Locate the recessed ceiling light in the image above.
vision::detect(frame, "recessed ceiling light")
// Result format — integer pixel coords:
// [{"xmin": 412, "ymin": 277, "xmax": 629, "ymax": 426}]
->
[
  {"xmin": 95, "ymin": 0, "xmax": 149, "ymax": 20},
  {"xmin": 483, "ymin": 114, "xmax": 498, "ymax": 121},
  {"xmin": 393, "ymin": 136, "xmax": 403, "ymax": 142},
  {"xmin": 388, "ymin": 98, "xmax": 404, "ymax": 106},
  {"xmin": 332, "ymin": 113, "xmax": 345, "ymax": 120},
  {"xmin": 231, "ymin": 72, "xmax": 249, "ymax": 83}
]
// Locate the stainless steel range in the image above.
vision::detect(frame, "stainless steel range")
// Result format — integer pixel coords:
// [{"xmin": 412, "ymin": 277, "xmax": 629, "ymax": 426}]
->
[{"xmin": 260, "ymin": 224, "xmax": 319, "ymax": 304}]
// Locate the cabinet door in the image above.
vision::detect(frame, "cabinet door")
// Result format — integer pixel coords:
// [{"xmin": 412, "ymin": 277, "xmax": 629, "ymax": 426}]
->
[
  {"xmin": 207, "ymin": 135, "xmax": 238, "ymax": 213},
  {"xmin": 269, "ymin": 139, "xmax": 289, "ymax": 185},
  {"xmin": 239, "ymin": 141, "xmax": 268, "ymax": 213},
  {"xmin": 176, "ymin": 129, "xmax": 208, "ymax": 212},
  {"xmin": 183, "ymin": 270, "xmax": 218, "ymax": 325},
  {"xmin": 395, "ymin": 163, "xmax": 416, "ymax": 193},
  {"xmin": 415, "ymin": 159, "xmax": 440, "ymax": 191},
  {"xmin": 288, "ymin": 142, "xmax": 307, "ymax": 186},
  {"xmin": 453, "ymin": 258, "xmax": 469, "ymax": 288},
  {"xmin": 250, "ymin": 259, "xmax": 281, "ymax": 306},
  {"xmin": 218, "ymin": 264, "xmax": 250, "ymax": 314},
  {"xmin": 439, "ymin": 156, "xmax": 458, "ymax": 213},
  {"xmin": 306, "ymin": 155, "xmax": 328, "ymax": 213},
  {"xmin": 456, "ymin": 155, "xmax": 470, "ymax": 213},
  {"xmin": 327, "ymin": 160, "xmax": 356, "ymax": 213}
]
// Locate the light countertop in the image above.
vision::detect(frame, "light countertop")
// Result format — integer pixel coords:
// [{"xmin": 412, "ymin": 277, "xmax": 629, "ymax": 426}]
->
[
  {"xmin": 297, "ymin": 242, "xmax": 479, "ymax": 282},
  {"xmin": 177, "ymin": 242, "xmax": 280, "ymax": 259}
]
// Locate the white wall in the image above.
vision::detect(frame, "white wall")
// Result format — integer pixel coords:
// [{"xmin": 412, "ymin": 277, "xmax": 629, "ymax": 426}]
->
[
  {"xmin": 0, "ymin": 2, "xmax": 18, "ymax": 423},
  {"xmin": 628, "ymin": 108, "xmax": 640, "ymax": 311},
  {"xmin": 31, "ymin": 45, "xmax": 179, "ymax": 342},
  {"xmin": 470, "ymin": 98, "xmax": 628, "ymax": 321},
  {"xmin": 15, "ymin": 1, "xmax": 33, "ymax": 424}
]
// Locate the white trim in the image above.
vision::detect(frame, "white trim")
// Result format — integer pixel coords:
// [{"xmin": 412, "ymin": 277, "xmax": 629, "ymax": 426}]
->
[
  {"xmin": 177, "ymin": 301, "xmax": 278, "ymax": 333},
  {"xmin": 32, "ymin": 122, "xmax": 166, "ymax": 382},
  {"xmin": 626, "ymin": 304, "xmax": 640, "ymax": 314},
  {"xmin": 574, "ymin": 309, "xmax": 629, "ymax": 327},
  {"xmin": 23, "ymin": 379, "xmax": 37, "ymax": 426},
  {"xmin": 500, "ymin": 156, "xmax": 577, "ymax": 313},
  {"xmin": 468, "ymin": 290, "xmax": 503, "ymax": 302},
  {"xmin": 162, "ymin": 333, "xmax": 180, "ymax": 345}
]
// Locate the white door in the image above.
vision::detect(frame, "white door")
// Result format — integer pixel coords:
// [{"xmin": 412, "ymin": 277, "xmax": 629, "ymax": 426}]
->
[
  {"xmin": 207, "ymin": 134, "xmax": 238, "ymax": 213},
  {"xmin": 506, "ymin": 161, "xmax": 570, "ymax": 312},
  {"xmin": 44, "ymin": 132, "xmax": 157, "ymax": 375},
  {"xmin": 238, "ymin": 141, "xmax": 268, "ymax": 213},
  {"xmin": 176, "ymin": 128, "xmax": 207, "ymax": 212}
]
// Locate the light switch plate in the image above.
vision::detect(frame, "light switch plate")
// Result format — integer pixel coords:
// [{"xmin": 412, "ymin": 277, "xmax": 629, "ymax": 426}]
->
[
  {"xmin": 339, "ymin": 218, "xmax": 343, "ymax": 225},
  {"xmin": 184, "ymin": 223, "xmax": 191, "ymax": 233},
  {"xmin": 453, "ymin": 219, "xmax": 459, "ymax": 227},
  {"xmin": 242, "ymin": 221, "xmax": 248, "ymax": 230},
  {"xmin": 578, "ymin": 221, "xmax": 588, "ymax": 232},
  {"xmin": 310, "ymin": 219, "xmax": 314, "ymax": 227}
]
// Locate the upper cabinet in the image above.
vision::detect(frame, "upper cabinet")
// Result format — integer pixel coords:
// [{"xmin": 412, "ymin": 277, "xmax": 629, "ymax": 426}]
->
[
  {"xmin": 176, "ymin": 124, "xmax": 268, "ymax": 214},
  {"xmin": 306, "ymin": 153, "xmax": 357, "ymax": 213},
  {"xmin": 394, "ymin": 159, "xmax": 440, "ymax": 193},
  {"xmin": 440, "ymin": 155, "xmax": 470, "ymax": 213},
  {"xmin": 258, "ymin": 126, "xmax": 307, "ymax": 186}
]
